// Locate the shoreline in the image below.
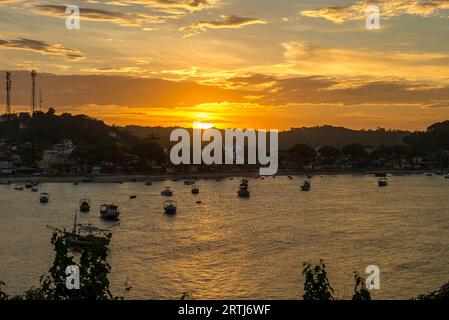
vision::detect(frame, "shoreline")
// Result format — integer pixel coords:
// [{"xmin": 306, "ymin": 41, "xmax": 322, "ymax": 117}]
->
[{"xmin": 0, "ymin": 169, "xmax": 445, "ymax": 184}]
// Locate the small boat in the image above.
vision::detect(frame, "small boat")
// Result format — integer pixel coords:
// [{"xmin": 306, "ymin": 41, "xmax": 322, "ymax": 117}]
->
[
  {"xmin": 425, "ymin": 173, "xmax": 433, "ymax": 177},
  {"xmin": 25, "ymin": 182, "xmax": 33, "ymax": 189},
  {"xmin": 300, "ymin": 180, "xmax": 311, "ymax": 191},
  {"xmin": 161, "ymin": 187, "xmax": 173, "ymax": 196},
  {"xmin": 191, "ymin": 184, "xmax": 199, "ymax": 194},
  {"xmin": 237, "ymin": 186, "xmax": 250, "ymax": 198},
  {"xmin": 73, "ymin": 182, "xmax": 79, "ymax": 186},
  {"xmin": 79, "ymin": 198, "xmax": 91, "ymax": 212},
  {"xmin": 130, "ymin": 195, "xmax": 137, "ymax": 199},
  {"xmin": 31, "ymin": 185, "xmax": 38, "ymax": 192},
  {"xmin": 14, "ymin": 185, "xmax": 24, "ymax": 191},
  {"xmin": 0, "ymin": 181, "xmax": 10, "ymax": 185},
  {"xmin": 307, "ymin": 175, "xmax": 312, "ymax": 179},
  {"xmin": 145, "ymin": 179, "xmax": 152, "ymax": 186},
  {"xmin": 40, "ymin": 192, "xmax": 49, "ymax": 203},
  {"xmin": 48, "ymin": 212, "xmax": 116, "ymax": 249},
  {"xmin": 163, "ymin": 200, "xmax": 177, "ymax": 214},
  {"xmin": 100, "ymin": 204, "xmax": 120, "ymax": 220},
  {"xmin": 184, "ymin": 179, "xmax": 195, "ymax": 185},
  {"xmin": 378, "ymin": 178, "xmax": 388, "ymax": 187},
  {"xmin": 445, "ymin": 174, "xmax": 449, "ymax": 179},
  {"xmin": 288, "ymin": 176, "xmax": 293, "ymax": 180},
  {"xmin": 196, "ymin": 200, "xmax": 202, "ymax": 204},
  {"xmin": 237, "ymin": 180, "xmax": 250, "ymax": 198}
]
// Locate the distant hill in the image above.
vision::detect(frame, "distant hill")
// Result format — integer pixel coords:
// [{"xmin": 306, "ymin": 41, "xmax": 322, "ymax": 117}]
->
[{"xmin": 124, "ymin": 125, "xmax": 412, "ymax": 149}]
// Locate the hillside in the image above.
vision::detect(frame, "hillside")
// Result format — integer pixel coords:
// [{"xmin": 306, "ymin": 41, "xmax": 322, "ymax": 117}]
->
[{"xmin": 125, "ymin": 125, "xmax": 412, "ymax": 149}]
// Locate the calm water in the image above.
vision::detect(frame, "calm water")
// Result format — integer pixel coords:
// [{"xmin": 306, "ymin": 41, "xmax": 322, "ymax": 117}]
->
[{"xmin": 1, "ymin": 175, "xmax": 449, "ymax": 299}]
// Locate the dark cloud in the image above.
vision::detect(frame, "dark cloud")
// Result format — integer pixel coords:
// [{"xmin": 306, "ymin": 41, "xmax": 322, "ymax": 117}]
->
[
  {"xmin": 0, "ymin": 38, "xmax": 84, "ymax": 60},
  {"xmin": 34, "ymin": 4, "xmax": 167, "ymax": 26}
]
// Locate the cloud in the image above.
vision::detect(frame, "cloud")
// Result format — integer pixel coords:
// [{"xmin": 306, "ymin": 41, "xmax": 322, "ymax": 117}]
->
[
  {"xmin": 34, "ymin": 4, "xmax": 169, "ymax": 26},
  {"xmin": 0, "ymin": 38, "xmax": 84, "ymax": 60},
  {"xmin": 281, "ymin": 41, "xmax": 449, "ymax": 80},
  {"xmin": 0, "ymin": 0, "xmax": 23, "ymax": 6},
  {"xmin": 300, "ymin": 0, "xmax": 449, "ymax": 23},
  {"xmin": 181, "ymin": 14, "xmax": 267, "ymax": 37},
  {"xmin": 125, "ymin": 0, "xmax": 219, "ymax": 11}
]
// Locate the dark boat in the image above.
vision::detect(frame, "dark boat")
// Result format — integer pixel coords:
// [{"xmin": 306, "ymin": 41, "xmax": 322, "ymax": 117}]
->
[
  {"xmin": 164, "ymin": 200, "xmax": 177, "ymax": 214},
  {"xmin": 79, "ymin": 198, "xmax": 91, "ymax": 212},
  {"xmin": 191, "ymin": 184, "xmax": 199, "ymax": 194},
  {"xmin": 100, "ymin": 204, "xmax": 120, "ymax": 220},
  {"xmin": 40, "ymin": 192, "xmax": 49, "ymax": 203},
  {"xmin": 300, "ymin": 180, "xmax": 311, "ymax": 191}
]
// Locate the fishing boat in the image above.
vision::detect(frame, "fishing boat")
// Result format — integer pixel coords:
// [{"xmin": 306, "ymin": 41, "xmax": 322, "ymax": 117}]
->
[
  {"xmin": 237, "ymin": 185, "xmax": 250, "ymax": 198},
  {"xmin": 184, "ymin": 179, "xmax": 195, "ymax": 185},
  {"xmin": 378, "ymin": 177, "xmax": 388, "ymax": 187},
  {"xmin": 191, "ymin": 184, "xmax": 199, "ymax": 194},
  {"xmin": 40, "ymin": 192, "xmax": 49, "ymax": 203},
  {"xmin": 14, "ymin": 185, "xmax": 24, "ymax": 191},
  {"xmin": 100, "ymin": 204, "xmax": 120, "ymax": 220},
  {"xmin": 79, "ymin": 198, "xmax": 91, "ymax": 212},
  {"xmin": 237, "ymin": 180, "xmax": 250, "ymax": 198},
  {"xmin": 300, "ymin": 180, "xmax": 311, "ymax": 191},
  {"xmin": 161, "ymin": 187, "xmax": 173, "ymax": 196},
  {"xmin": 48, "ymin": 212, "xmax": 116, "ymax": 249},
  {"xmin": 163, "ymin": 200, "xmax": 177, "ymax": 215},
  {"xmin": 31, "ymin": 185, "xmax": 38, "ymax": 192}
]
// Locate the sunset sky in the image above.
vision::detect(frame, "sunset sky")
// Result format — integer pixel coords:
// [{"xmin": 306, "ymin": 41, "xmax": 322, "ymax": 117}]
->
[{"xmin": 1, "ymin": 0, "xmax": 449, "ymax": 130}]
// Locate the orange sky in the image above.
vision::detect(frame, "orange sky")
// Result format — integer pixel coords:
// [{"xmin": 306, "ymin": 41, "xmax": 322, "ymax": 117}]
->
[{"xmin": 1, "ymin": 0, "xmax": 449, "ymax": 130}]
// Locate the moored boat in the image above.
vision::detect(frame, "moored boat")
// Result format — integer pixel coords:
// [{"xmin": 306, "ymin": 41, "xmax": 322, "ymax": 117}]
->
[
  {"xmin": 378, "ymin": 177, "xmax": 388, "ymax": 187},
  {"xmin": 163, "ymin": 200, "xmax": 177, "ymax": 214},
  {"xmin": 161, "ymin": 187, "xmax": 174, "ymax": 196},
  {"xmin": 300, "ymin": 180, "xmax": 311, "ymax": 191},
  {"xmin": 79, "ymin": 198, "xmax": 91, "ymax": 212},
  {"xmin": 40, "ymin": 192, "xmax": 49, "ymax": 203},
  {"xmin": 191, "ymin": 184, "xmax": 199, "ymax": 194},
  {"xmin": 100, "ymin": 204, "xmax": 120, "ymax": 220}
]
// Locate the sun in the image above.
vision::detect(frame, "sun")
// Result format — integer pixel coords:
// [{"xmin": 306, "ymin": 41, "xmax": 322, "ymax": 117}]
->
[{"xmin": 193, "ymin": 120, "xmax": 214, "ymax": 129}]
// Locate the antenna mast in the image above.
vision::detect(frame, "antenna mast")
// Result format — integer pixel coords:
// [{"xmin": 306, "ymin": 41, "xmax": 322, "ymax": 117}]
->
[
  {"xmin": 31, "ymin": 69, "xmax": 37, "ymax": 114},
  {"xmin": 6, "ymin": 72, "xmax": 11, "ymax": 114}
]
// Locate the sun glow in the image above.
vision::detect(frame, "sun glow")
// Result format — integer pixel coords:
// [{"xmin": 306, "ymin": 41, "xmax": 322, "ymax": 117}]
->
[{"xmin": 193, "ymin": 120, "xmax": 214, "ymax": 129}]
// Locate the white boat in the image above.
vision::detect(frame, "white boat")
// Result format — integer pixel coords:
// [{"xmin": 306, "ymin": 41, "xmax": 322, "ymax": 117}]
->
[
  {"xmin": 14, "ymin": 185, "xmax": 24, "ymax": 191},
  {"xmin": 31, "ymin": 186, "xmax": 38, "ymax": 192},
  {"xmin": 161, "ymin": 187, "xmax": 173, "ymax": 196},
  {"xmin": 300, "ymin": 180, "xmax": 311, "ymax": 191},
  {"xmin": 191, "ymin": 184, "xmax": 199, "ymax": 194},
  {"xmin": 100, "ymin": 204, "xmax": 120, "ymax": 220},
  {"xmin": 378, "ymin": 178, "xmax": 388, "ymax": 187},
  {"xmin": 163, "ymin": 200, "xmax": 177, "ymax": 214},
  {"xmin": 40, "ymin": 192, "xmax": 49, "ymax": 203}
]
